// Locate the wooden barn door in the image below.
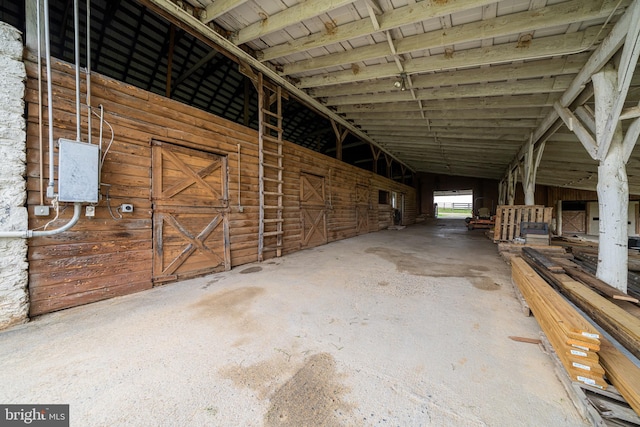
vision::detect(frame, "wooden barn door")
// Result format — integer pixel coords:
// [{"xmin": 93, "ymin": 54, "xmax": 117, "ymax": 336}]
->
[
  {"xmin": 563, "ymin": 211, "xmax": 586, "ymax": 234},
  {"xmin": 300, "ymin": 172, "xmax": 328, "ymax": 248},
  {"xmin": 355, "ymin": 184, "xmax": 370, "ymax": 235},
  {"xmin": 151, "ymin": 141, "xmax": 230, "ymax": 283}
]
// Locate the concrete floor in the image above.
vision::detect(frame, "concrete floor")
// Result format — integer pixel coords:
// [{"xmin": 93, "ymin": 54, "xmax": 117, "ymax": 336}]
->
[{"xmin": 0, "ymin": 219, "xmax": 588, "ymax": 426}]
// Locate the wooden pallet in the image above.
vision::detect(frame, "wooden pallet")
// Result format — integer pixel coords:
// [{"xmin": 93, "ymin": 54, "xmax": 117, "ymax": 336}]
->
[{"xmin": 494, "ymin": 205, "xmax": 553, "ymax": 242}]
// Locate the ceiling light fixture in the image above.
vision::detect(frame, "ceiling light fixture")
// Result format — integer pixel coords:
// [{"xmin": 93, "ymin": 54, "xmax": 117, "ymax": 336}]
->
[{"xmin": 394, "ymin": 72, "xmax": 408, "ymax": 91}]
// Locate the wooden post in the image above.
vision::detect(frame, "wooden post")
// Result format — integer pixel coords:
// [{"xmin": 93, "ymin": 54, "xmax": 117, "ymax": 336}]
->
[
  {"xmin": 556, "ymin": 199, "xmax": 563, "ymax": 236},
  {"xmin": 521, "ymin": 133, "xmax": 546, "ymax": 205},
  {"xmin": 385, "ymin": 154, "xmax": 393, "ymax": 179},
  {"xmin": 331, "ymin": 120, "xmax": 348, "ymax": 161},
  {"xmin": 243, "ymin": 76, "xmax": 250, "ymax": 126},
  {"xmin": 593, "ymin": 67, "xmax": 630, "ymax": 292},
  {"xmin": 596, "ymin": 125, "xmax": 628, "ymax": 291},
  {"xmin": 370, "ymin": 145, "xmax": 381, "ymax": 173},
  {"xmin": 498, "ymin": 179, "xmax": 506, "ymax": 206},
  {"xmin": 507, "ymin": 168, "xmax": 516, "ymax": 205},
  {"xmin": 166, "ymin": 24, "xmax": 175, "ymax": 98}
]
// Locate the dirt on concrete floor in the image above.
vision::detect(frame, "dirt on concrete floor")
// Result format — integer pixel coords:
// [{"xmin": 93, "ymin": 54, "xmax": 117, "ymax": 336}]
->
[{"xmin": 0, "ymin": 219, "xmax": 588, "ymax": 426}]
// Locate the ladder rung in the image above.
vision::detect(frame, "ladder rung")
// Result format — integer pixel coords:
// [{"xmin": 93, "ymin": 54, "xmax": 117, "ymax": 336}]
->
[
  {"xmin": 263, "ymin": 231, "xmax": 284, "ymax": 237},
  {"xmin": 263, "ymin": 134, "xmax": 282, "ymax": 143},
  {"xmin": 264, "ymin": 205, "xmax": 283, "ymax": 210},
  {"xmin": 263, "ymin": 123, "xmax": 283, "ymax": 133},
  {"xmin": 264, "ymin": 219, "xmax": 284, "ymax": 223},
  {"xmin": 262, "ymin": 245, "xmax": 283, "ymax": 251},
  {"xmin": 263, "ymin": 149, "xmax": 283, "ymax": 158},
  {"xmin": 263, "ymin": 191, "xmax": 284, "ymax": 196},
  {"xmin": 263, "ymin": 163, "xmax": 283, "ymax": 170},
  {"xmin": 263, "ymin": 177, "xmax": 284, "ymax": 183},
  {"xmin": 262, "ymin": 109, "xmax": 280, "ymax": 118}
]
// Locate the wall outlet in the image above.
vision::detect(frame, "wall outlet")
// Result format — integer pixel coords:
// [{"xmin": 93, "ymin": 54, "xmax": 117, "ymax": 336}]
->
[
  {"xmin": 85, "ymin": 206, "xmax": 96, "ymax": 217},
  {"xmin": 121, "ymin": 204, "xmax": 134, "ymax": 213},
  {"xmin": 34, "ymin": 205, "xmax": 50, "ymax": 216}
]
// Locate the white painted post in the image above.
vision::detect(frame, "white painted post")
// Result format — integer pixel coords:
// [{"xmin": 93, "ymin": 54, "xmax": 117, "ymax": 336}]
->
[
  {"xmin": 556, "ymin": 199, "xmax": 563, "ymax": 236},
  {"xmin": 507, "ymin": 169, "xmax": 516, "ymax": 205},
  {"xmin": 0, "ymin": 23, "xmax": 29, "ymax": 329},
  {"xmin": 523, "ymin": 179, "xmax": 535, "ymax": 206},
  {"xmin": 596, "ymin": 123, "xmax": 629, "ymax": 292},
  {"xmin": 521, "ymin": 133, "xmax": 545, "ymax": 206},
  {"xmin": 498, "ymin": 179, "xmax": 506, "ymax": 206},
  {"xmin": 593, "ymin": 65, "xmax": 631, "ymax": 293}
]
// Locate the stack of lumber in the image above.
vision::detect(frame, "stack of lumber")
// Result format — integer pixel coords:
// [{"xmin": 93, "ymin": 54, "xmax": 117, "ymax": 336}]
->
[
  {"xmin": 518, "ymin": 248, "xmax": 640, "ymax": 416},
  {"xmin": 497, "ymin": 243, "xmax": 569, "ymax": 262},
  {"xmin": 511, "ymin": 257, "xmax": 607, "ymax": 389},
  {"xmin": 571, "ymin": 251, "xmax": 640, "ymax": 300}
]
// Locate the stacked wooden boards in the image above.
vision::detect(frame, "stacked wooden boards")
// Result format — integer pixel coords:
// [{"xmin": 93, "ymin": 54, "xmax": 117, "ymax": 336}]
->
[
  {"xmin": 518, "ymin": 248, "xmax": 640, "ymax": 416},
  {"xmin": 511, "ymin": 257, "xmax": 606, "ymax": 389}
]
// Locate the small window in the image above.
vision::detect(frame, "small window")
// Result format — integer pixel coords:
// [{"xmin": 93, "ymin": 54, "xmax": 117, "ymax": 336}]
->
[{"xmin": 378, "ymin": 190, "xmax": 389, "ymax": 204}]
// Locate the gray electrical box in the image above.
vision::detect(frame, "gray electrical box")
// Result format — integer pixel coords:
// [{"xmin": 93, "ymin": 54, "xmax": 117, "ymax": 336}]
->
[{"xmin": 58, "ymin": 139, "xmax": 100, "ymax": 203}]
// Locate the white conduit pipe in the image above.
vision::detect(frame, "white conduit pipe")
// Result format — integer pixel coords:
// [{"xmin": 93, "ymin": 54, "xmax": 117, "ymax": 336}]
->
[
  {"xmin": 0, "ymin": 203, "xmax": 82, "ymax": 238},
  {"xmin": 44, "ymin": 0, "xmax": 54, "ymax": 198},
  {"xmin": 86, "ymin": 0, "xmax": 92, "ymax": 144},
  {"xmin": 74, "ymin": 0, "xmax": 81, "ymax": 141},
  {"xmin": 37, "ymin": 0, "xmax": 44, "ymax": 205}
]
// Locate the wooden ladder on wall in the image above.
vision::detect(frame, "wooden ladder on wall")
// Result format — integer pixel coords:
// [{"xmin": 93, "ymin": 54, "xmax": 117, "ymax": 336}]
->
[{"xmin": 258, "ymin": 73, "xmax": 284, "ymax": 261}]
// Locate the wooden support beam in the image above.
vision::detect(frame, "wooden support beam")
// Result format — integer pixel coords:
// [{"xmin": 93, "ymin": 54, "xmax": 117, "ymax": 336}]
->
[
  {"xmin": 259, "ymin": 0, "xmax": 496, "ymax": 61},
  {"xmin": 371, "ymin": 145, "xmax": 381, "ymax": 174},
  {"xmin": 307, "ymin": 55, "xmax": 587, "ymax": 94},
  {"xmin": 554, "ymin": 101, "xmax": 599, "ymax": 159},
  {"xmin": 506, "ymin": 0, "xmax": 637, "ymax": 180},
  {"xmin": 521, "ymin": 134, "xmax": 546, "ymax": 205},
  {"xmin": 594, "ymin": 41, "xmax": 640, "ymax": 160},
  {"xmin": 232, "ymin": 0, "xmax": 355, "ymax": 46},
  {"xmin": 623, "ymin": 118, "xmax": 640, "ymax": 162},
  {"xmin": 200, "ymin": 0, "xmax": 249, "ymax": 24},
  {"xmin": 172, "ymin": 50, "xmax": 219, "ymax": 92},
  {"xmin": 165, "ymin": 24, "xmax": 175, "ymax": 97},
  {"xmin": 280, "ymin": 0, "xmax": 626, "ymax": 73},
  {"xmin": 385, "ymin": 153, "xmax": 393, "ymax": 178},
  {"xmin": 330, "ymin": 119, "xmax": 349, "ymax": 161}
]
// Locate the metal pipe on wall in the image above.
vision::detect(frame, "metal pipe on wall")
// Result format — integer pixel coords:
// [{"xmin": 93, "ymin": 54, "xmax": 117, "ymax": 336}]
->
[
  {"xmin": 36, "ymin": 0, "xmax": 44, "ymax": 205},
  {"xmin": 0, "ymin": 203, "xmax": 82, "ymax": 238},
  {"xmin": 44, "ymin": 0, "xmax": 54, "ymax": 198},
  {"xmin": 86, "ymin": 0, "xmax": 92, "ymax": 145},
  {"xmin": 74, "ymin": 0, "xmax": 81, "ymax": 141}
]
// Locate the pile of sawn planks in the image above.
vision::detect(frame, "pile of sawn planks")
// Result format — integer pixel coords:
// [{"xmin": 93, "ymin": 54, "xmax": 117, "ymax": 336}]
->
[
  {"xmin": 512, "ymin": 257, "xmax": 606, "ymax": 388},
  {"xmin": 511, "ymin": 249, "xmax": 640, "ymax": 416}
]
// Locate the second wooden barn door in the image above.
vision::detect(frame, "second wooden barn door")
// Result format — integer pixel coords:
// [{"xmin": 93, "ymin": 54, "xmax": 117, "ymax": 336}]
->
[
  {"xmin": 355, "ymin": 184, "xmax": 370, "ymax": 235},
  {"xmin": 300, "ymin": 172, "xmax": 328, "ymax": 248},
  {"xmin": 563, "ymin": 211, "xmax": 586, "ymax": 234},
  {"xmin": 152, "ymin": 141, "xmax": 230, "ymax": 283}
]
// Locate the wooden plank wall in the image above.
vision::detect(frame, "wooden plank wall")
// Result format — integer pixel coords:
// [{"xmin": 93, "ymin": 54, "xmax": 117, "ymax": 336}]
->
[{"xmin": 24, "ymin": 58, "xmax": 415, "ymax": 315}]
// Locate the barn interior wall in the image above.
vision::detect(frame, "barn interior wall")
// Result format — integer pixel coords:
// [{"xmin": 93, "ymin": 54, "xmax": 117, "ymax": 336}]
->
[{"xmin": 24, "ymin": 57, "xmax": 415, "ymax": 316}]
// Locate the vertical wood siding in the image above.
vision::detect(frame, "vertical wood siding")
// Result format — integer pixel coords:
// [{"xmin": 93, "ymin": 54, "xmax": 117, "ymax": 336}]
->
[{"xmin": 24, "ymin": 59, "xmax": 415, "ymax": 315}]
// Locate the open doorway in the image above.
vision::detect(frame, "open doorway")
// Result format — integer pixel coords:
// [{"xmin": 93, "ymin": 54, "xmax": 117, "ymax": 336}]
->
[{"xmin": 433, "ymin": 190, "xmax": 472, "ymax": 219}]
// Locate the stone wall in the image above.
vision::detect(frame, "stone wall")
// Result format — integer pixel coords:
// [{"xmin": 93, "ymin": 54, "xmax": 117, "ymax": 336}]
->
[{"xmin": 0, "ymin": 22, "xmax": 28, "ymax": 330}]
